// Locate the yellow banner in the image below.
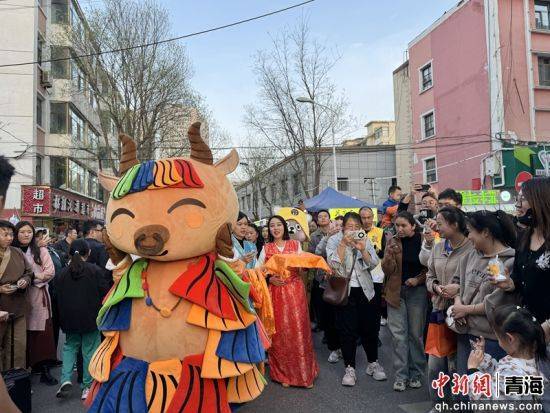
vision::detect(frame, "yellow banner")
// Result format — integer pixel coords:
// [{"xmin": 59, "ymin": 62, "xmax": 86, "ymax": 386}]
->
[{"xmin": 328, "ymin": 208, "xmax": 378, "ymax": 223}]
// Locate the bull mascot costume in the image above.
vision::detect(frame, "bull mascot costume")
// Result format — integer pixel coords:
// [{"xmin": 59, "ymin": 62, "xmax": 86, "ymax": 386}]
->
[{"xmin": 86, "ymin": 123, "xmax": 268, "ymax": 412}]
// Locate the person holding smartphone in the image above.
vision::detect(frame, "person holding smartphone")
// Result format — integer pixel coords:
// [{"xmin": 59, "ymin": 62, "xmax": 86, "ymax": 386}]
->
[
  {"xmin": 231, "ymin": 211, "xmax": 257, "ymax": 269},
  {"xmin": 0, "ymin": 220, "xmax": 33, "ymax": 371}
]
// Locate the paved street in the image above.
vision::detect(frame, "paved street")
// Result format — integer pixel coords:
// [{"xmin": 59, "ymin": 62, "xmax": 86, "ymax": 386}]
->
[{"xmin": 32, "ymin": 325, "xmax": 432, "ymax": 413}]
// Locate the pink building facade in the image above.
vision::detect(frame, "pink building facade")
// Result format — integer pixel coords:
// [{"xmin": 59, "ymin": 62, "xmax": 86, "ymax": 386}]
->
[{"xmin": 406, "ymin": 0, "xmax": 550, "ymax": 192}]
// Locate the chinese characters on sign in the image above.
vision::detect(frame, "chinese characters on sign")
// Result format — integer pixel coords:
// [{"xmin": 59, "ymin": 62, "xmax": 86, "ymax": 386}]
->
[
  {"xmin": 21, "ymin": 186, "xmax": 105, "ymax": 220},
  {"xmin": 458, "ymin": 190, "xmax": 500, "ymax": 206}
]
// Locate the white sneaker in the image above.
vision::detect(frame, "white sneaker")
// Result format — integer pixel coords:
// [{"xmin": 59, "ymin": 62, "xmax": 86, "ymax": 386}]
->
[
  {"xmin": 408, "ymin": 378, "xmax": 422, "ymax": 389},
  {"xmin": 380, "ymin": 317, "xmax": 387, "ymax": 326},
  {"xmin": 327, "ymin": 349, "xmax": 342, "ymax": 363},
  {"xmin": 341, "ymin": 366, "xmax": 356, "ymax": 387},
  {"xmin": 366, "ymin": 361, "xmax": 387, "ymax": 381},
  {"xmin": 56, "ymin": 381, "xmax": 72, "ymax": 398},
  {"xmin": 393, "ymin": 380, "xmax": 406, "ymax": 392},
  {"xmin": 81, "ymin": 387, "xmax": 90, "ymax": 401}
]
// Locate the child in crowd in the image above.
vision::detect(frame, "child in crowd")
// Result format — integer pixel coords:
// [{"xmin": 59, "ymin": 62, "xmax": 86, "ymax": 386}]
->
[
  {"xmin": 54, "ymin": 239, "xmax": 110, "ymax": 400},
  {"xmin": 467, "ymin": 305, "xmax": 547, "ymax": 405}
]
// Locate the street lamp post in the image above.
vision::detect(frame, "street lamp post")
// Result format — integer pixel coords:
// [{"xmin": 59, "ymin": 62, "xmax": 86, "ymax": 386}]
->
[{"xmin": 296, "ymin": 96, "xmax": 338, "ymax": 189}]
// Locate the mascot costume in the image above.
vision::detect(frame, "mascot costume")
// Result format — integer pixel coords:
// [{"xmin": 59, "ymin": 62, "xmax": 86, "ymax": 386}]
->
[
  {"xmin": 274, "ymin": 207, "xmax": 311, "ymax": 243},
  {"xmin": 86, "ymin": 123, "xmax": 268, "ymax": 413}
]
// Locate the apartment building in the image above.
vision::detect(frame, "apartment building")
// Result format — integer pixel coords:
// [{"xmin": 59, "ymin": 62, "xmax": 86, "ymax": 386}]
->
[
  {"xmin": 0, "ymin": 0, "xmax": 110, "ymax": 229},
  {"xmin": 402, "ymin": 0, "xmax": 550, "ymax": 193}
]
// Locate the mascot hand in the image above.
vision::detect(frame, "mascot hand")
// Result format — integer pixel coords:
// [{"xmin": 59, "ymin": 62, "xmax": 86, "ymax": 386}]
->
[
  {"xmin": 216, "ymin": 223, "xmax": 234, "ymax": 259},
  {"xmin": 102, "ymin": 228, "xmax": 126, "ymax": 265}
]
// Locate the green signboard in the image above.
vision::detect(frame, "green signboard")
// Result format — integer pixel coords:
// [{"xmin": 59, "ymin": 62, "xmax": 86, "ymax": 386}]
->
[
  {"xmin": 458, "ymin": 190, "xmax": 500, "ymax": 206},
  {"xmin": 500, "ymin": 145, "xmax": 550, "ymax": 188}
]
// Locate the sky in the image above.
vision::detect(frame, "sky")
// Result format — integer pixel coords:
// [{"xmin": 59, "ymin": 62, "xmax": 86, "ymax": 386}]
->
[{"xmin": 159, "ymin": 0, "xmax": 460, "ymax": 147}]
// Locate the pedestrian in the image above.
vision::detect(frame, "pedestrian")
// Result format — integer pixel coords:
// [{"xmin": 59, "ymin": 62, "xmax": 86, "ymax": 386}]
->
[
  {"xmin": 437, "ymin": 188, "xmax": 463, "ymax": 209},
  {"xmin": 261, "ymin": 226, "xmax": 269, "ymax": 243},
  {"xmin": 359, "ymin": 206, "xmax": 387, "ymax": 326},
  {"xmin": 36, "ymin": 229, "xmax": 65, "ymax": 362},
  {"xmin": 382, "ymin": 211, "xmax": 428, "ymax": 392},
  {"xmin": 246, "ymin": 223, "xmax": 264, "ymax": 258},
  {"xmin": 493, "ymin": 177, "xmax": 550, "ymax": 331},
  {"xmin": 308, "ymin": 210, "xmax": 332, "ymax": 334},
  {"xmin": 53, "ymin": 227, "xmax": 77, "ymax": 266},
  {"xmin": 0, "ymin": 220, "xmax": 32, "ymax": 371},
  {"xmin": 327, "ymin": 211, "xmax": 387, "ymax": 387},
  {"xmin": 256, "ymin": 215, "xmax": 319, "ymax": 388},
  {"xmin": 12, "ymin": 221, "xmax": 57, "ymax": 385},
  {"xmin": 421, "ymin": 206, "xmax": 473, "ymax": 408},
  {"xmin": 232, "ymin": 211, "xmax": 257, "ymax": 268},
  {"xmin": 450, "ymin": 210, "xmax": 517, "ymax": 376},
  {"xmin": 54, "ymin": 239, "xmax": 109, "ymax": 400},
  {"xmin": 467, "ymin": 305, "xmax": 547, "ymax": 403},
  {"xmin": 309, "ymin": 210, "xmax": 342, "ymax": 362}
]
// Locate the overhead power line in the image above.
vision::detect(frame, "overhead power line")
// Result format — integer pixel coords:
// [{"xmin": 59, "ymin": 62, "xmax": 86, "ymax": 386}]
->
[{"xmin": 0, "ymin": 0, "xmax": 316, "ymax": 68}]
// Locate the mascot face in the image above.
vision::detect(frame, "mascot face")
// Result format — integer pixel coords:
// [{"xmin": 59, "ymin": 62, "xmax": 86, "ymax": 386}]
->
[
  {"xmin": 274, "ymin": 207, "xmax": 311, "ymax": 242},
  {"xmin": 99, "ymin": 123, "xmax": 239, "ymax": 261}
]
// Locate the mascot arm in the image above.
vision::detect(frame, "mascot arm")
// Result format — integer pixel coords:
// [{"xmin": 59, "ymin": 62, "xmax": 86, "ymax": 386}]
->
[{"xmin": 102, "ymin": 228, "xmax": 127, "ymax": 266}]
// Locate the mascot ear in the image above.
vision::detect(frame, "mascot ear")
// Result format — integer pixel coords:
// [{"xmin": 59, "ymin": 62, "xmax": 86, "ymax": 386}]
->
[
  {"xmin": 215, "ymin": 149, "xmax": 239, "ymax": 176},
  {"xmin": 99, "ymin": 171, "xmax": 119, "ymax": 193},
  {"xmin": 306, "ymin": 213, "xmax": 313, "ymax": 223}
]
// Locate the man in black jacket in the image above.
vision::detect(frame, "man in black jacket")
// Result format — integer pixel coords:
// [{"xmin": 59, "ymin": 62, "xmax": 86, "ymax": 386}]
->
[{"xmin": 82, "ymin": 220, "xmax": 109, "ymax": 272}]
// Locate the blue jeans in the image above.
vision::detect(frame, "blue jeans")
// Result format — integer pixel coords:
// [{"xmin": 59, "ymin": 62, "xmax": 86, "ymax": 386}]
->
[{"xmin": 387, "ymin": 285, "xmax": 428, "ymax": 382}]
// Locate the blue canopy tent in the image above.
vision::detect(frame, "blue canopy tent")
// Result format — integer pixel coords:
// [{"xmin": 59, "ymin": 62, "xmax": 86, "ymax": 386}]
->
[{"xmin": 304, "ymin": 187, "xmax": 377, "ymax": 212}]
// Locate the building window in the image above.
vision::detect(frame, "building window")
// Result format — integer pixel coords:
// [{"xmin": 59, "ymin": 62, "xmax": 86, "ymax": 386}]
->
[
  {"xmin": 419, "ymin": 62, "xmax": 433, "ymax": 91},
  {"xmin": 51, "ymin": 46, "xmax": 70, "ymax": 79},
  {"xmin": 70, "ymin": 0, "xmax": 84, "ymax": 38},
  {"xmin": 88, "ymin": 128, "xmax": 99, "ymax": 150},
  {"xmin": 50, "ymin": 157, "xmax": 67, "ymax": 188},
  {"xmin": 52, "ymin": 0, "xmax": 69, "ymax": 24},
  {"xmin": 374, "ymin": 127, "xmax": 383, "ymax": 145},
  {"xmin": 35, "ymin": 156, "xmax": 42, "ymax": 185},
  {"xmin": 538, "ymin": 56, "xmax": 550, "ymax": 86},
  {"xmin": 50, "ymin": 103, "xmax": 68, "ymax": 133},
  {"xmin": 536, "ymin": 1, "xmax": 550, "ymax": 30},
  {"xmin": 246, "ymin": 194, "xmax": 251, "ymax": 211},
  {"xmin": 280, "ymin": 178, "xmax": 288, "ymax": 201},
  {"xmin": 337, "ymin": 177, "xmax": 349, "ymax": 192},
  {"xmin": 68, "ymin": 159, "xmax": 86, "ymax": 194},
  {"xmin": 421, "ymin": 110, "xmax": 435, "ymax": 139},
  {"xmin": 71, "ymin": 59, "xmax": 86, "ymax": 92},
  {"xmin": 424, "ymin": 157, "xmax": 438, "ymax": 183},
  {"xmin": 36, "ymin": 95, "xmax": 44, "ymax": 127},
  {"xmin": 292, "ymin": 173, "xmax": 301, "ymax": 195},
  {"xmin": 70, "ymin": 108, "xmax": 85, "ymax": 143},
  {"xmin": 37, "ymin": 34, "xmax": 44, "ymax": 66},
  {"xmin": 88, "ymin": 173, "xmax": 100, "ymax": 199},
  {"xmin": 270, "ymin": 183, "xmax": 277, "ymax": 203}
]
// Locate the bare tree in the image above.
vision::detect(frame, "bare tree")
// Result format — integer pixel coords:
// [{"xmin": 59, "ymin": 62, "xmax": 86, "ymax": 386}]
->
[
  {"xmin": 244, "ymin": 18, "xmax": 350, "ymax": 197},
  {"xmin": 55, "ymin": 0, "xmax": 213, "ymax": 170}
]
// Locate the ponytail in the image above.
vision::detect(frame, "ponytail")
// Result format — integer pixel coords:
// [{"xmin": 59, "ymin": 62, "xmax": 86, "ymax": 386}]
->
[
  {"xmin": 68, "ymin": 239, "xmax": 90, "ymax": 277},
  {"xmin": 494, "ymin": 305, "xmax": 548, "ymax": 364}
]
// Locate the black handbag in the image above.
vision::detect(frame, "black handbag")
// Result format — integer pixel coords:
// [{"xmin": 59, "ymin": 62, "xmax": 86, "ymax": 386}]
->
[{"xmin": 323, "ymin": 249, "xmax": 358, "ymax": 306}]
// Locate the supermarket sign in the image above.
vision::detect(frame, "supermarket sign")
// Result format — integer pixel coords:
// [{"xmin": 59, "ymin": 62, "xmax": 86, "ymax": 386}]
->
[
  {"xmin": 458, "ymin": 190, "xmax": 502, "ymax": 206},
  {"xmin": 329, "ymin": 207, "xmax": 379, "ymax": 222},
  {"xmin": 21, "ymin": 186, "xmax": 105, "ymax": 220}
]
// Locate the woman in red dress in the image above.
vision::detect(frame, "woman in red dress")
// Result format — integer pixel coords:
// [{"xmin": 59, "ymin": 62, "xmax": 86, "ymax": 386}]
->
[{"xmin": 256, "ymin": 215, "xmax": 319, "ymax": 388}]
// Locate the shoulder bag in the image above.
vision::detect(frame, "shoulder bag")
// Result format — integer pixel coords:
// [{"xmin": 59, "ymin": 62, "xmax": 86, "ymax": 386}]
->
[{"xmin": 323, "ymin": 248, "xmax": 357, "ymax": 306}]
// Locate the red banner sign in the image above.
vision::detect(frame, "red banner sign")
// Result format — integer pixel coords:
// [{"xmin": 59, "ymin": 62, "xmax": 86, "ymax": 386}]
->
[{"xmin": 21, "ymin": 186, "xmax": 106, "ymax": 220}]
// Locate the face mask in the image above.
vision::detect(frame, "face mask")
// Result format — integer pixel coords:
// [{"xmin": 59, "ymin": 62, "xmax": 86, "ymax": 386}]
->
[{"xmin": 517, "ymin": 209, "xmax": 534, "ymax": 227}]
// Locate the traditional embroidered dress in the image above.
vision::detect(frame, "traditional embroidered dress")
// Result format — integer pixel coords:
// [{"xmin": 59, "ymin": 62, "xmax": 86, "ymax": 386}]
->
[
  {"xmin": 87, "ymin": 253, "xmax": 269, "ymax": 413},
  {"xmin": 262, "ymin": 240, "xmax": 319, "ymax": 387}
]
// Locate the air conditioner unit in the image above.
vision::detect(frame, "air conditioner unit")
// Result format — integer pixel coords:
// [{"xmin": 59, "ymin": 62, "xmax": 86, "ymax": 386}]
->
[{"xmin": 41, "ymin": 70, "xmax": 52, "ymax": 88}]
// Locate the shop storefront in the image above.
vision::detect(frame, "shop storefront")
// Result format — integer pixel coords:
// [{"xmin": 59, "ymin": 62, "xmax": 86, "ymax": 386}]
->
[
  {"xmin": 457, "ymin": 189, "xmax": 515, "ymax": 212},
  {"xmin": 18, "ymin": 185, "xmax": 106, "ymax": 234}
]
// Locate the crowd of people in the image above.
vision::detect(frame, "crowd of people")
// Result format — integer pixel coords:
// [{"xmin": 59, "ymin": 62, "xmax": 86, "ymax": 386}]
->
[
  {"xmin": 1, "ymin": 148, "xmax": 550, "ymax": 412},
  {"xmin": 229, "ymin": 179, "xmax": 550, "ymax": 412}
]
